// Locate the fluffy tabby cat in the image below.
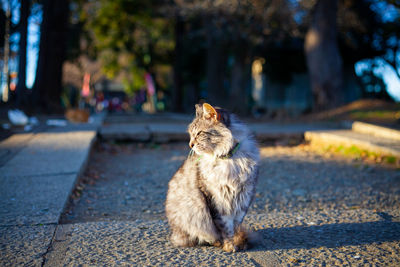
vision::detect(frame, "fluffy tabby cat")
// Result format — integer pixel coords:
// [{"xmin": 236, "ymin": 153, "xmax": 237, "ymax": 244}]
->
[{"xmin": 165, "ymin": 103, "xmax": 259, "ymax": 252}]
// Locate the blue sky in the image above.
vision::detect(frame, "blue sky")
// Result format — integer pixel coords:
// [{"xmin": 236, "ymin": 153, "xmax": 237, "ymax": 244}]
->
[
  {"xmin": 355, "ymin": 60, "xmax": 400, "ymax": 101},
  {"xmin": 26, "ymin": 10, "xmax": 41, "ymax": 88}
]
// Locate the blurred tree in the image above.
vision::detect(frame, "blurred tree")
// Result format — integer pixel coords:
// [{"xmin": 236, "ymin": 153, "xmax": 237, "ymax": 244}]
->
[
  {"xmin": 81, "ymin": 0, "xmax": 174, "ymax": 96},
  {"xmin": 65, "ymin": 0, "xmax": 399, "ymax": 114},
  {"xmin": 61, "ymin": 0, "xmax": 106, "ymax": 106},
  {"xmin": 0, "ymin": 8, "xmax": 5, "ymax": 48},
  {"xmin": 304, "ymin": 0, "xmax": 344, "ymax": 111},
  {"xmin": 32, "ymin": 0, "xmax": 70, "ymax": 113},
  {"xmin": 379, "ymin": 19, "xmax": 400, "ymax": 80},
  {"xmin": 16, "ymin": 0, "xmax": 31, "ymax": 107},
  {"xmin": 173, "ymin": 0, "xmax": 299, "ymax": 113},
  {"xmin": 335, "ymin": 0, "xmax": 399, "ymax": 101},
  {"xmin": 171, "ymin": 14, "xmax": 184, "ymax": 112},
  {"xmin": 1, "ymin": 0, "xmax": 11, "ymax": 103},
  {"xmin": 358, "ymin": 62, "xmax": 393, "ymax": 101}
]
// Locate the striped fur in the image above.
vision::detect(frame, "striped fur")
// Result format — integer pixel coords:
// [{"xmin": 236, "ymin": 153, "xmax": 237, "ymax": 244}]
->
[{"xmin": 165, "ymin": 103, "xmax": 259, "ymax": 252}]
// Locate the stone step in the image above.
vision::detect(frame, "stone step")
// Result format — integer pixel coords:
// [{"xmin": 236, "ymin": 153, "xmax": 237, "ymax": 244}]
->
[
  {"xmin": 99, "ymin": 122, "xmax": 336, "ymax": 142},
  {"xmin": 305, "ymin": 129, "xmax": 400, "ymax": 157},
  {"xmin": 352, "ymin": 121, "xmax": 400, "ymax": 141}
]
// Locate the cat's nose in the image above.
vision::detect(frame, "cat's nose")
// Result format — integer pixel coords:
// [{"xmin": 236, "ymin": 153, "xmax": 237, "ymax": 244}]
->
[{"xmin": 189, "ymin": 141, "xmax": 194, "ymax": 148}]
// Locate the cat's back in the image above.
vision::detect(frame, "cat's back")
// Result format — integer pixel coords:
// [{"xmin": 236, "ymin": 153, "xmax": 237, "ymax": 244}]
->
[
  {"xmin": 166, "ymin": 156, "xmax": 208, "ymax": 223},
  {"xmin": 166, "ymin": 156, "xmax": 198, "ymax": 202}
]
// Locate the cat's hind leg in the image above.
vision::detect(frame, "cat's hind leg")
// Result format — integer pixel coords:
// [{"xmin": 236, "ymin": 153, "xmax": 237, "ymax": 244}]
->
[{"xmin": 170, "ymin": 229, "xmax": 196, "ymax": 247}]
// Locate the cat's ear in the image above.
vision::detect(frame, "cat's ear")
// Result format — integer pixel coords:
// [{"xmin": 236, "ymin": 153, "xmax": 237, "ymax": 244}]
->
[
  {"xmin": 195, "ymin": 104, "xmax": 203, "ymax": 117},
  {"xmin": 202, "ymin": 103, "xmax": 219, "ymax": 121}
]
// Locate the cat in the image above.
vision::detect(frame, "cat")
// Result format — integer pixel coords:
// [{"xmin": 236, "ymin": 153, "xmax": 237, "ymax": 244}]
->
[{"xmin": 165, "ymin": 103, "xmax": 259, "ymax": 252}]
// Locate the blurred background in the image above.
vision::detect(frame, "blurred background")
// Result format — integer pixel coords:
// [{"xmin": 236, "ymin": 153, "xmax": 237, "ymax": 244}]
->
[{"xmin": 0, "ymin": 0, "xmax": 399, "ymax": 120}]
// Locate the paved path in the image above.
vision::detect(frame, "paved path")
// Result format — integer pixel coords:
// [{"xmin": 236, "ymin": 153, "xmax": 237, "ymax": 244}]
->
[
  {"xmin": 0, "ymin": 115, "xmax": 103, "ymax": 266},
  {"xmin": 53, "ymin": 143, "xmax": 400, "ymax": 266},
  {"xmin": 1, "ymin": 113, "xmax": 399, "ymax": 266}
]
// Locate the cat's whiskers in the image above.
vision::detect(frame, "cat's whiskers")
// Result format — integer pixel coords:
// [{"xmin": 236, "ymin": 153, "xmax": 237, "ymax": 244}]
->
[{"xmin": 188, "ymin": 149, "xmax": 195, "ymax": 158}]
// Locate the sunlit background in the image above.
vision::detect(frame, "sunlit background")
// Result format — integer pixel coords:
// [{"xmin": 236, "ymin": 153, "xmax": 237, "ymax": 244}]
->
[{"xmin": 1, "ymin": 0, "xmax": 399, "ymax": 117}]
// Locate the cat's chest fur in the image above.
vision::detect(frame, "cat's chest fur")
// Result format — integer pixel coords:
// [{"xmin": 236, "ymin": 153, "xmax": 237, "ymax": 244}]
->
[
  {"xmin": 200, "ymin": 158, "xmax": 235, "ymax": 182},
  {"xmin": 196, "ymin": 152, "xmax": 257, "ymax": 215},
  {"xmin": 198, "ymin": 144, "xmax": 258, "ymax": 185}
]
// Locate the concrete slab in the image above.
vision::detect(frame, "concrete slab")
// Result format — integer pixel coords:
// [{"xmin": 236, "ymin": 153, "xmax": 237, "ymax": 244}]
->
[
  {"xmin": 305, "ymin": 130, "xmax": 400, "ymax": 157},
  {"xmin": 99, "ymin": 123, "xmax": 150, "ymax": 141},
  {"xmin": 99, "ymin": 122, "xmax": 337, "ymax": 143},
  {"xmin": 0, "ymin": 224, "xmax": 56, "ymax": 267},
  {"xmin": 248, "ymin": 123, "xmax": 332, "ymax": 138},
  {"xmin": 148, "ymin": 123, "xmax": 188, "ymax": 143},
  {"xmin": 249, "ymin": 123, "xmax": 335, "ymax": 140},
  {"xmin": 104, "ymin": 112, "xmax": 192, "ymax": 124},
  {"xmin": 0, "ymin": 174, "xmax": 77, "ymax": 225},
  {"xmin": 46, "ymin": 113, "xmax": 105, "ymax": 133},
  {"xmin": 0, "ymin": 133, "xmax": 34, "ymax": 167},
  {"xmin": 352, "ymin": 121, "xmax": 400, "ymax": 141},
  {"xmin": 0, "ymin": 131, "xmax": 96, "ymax": 177}
]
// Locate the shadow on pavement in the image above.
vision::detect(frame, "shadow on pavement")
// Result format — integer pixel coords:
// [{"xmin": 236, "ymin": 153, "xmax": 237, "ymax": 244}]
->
[{"xmin": 251, "ymin": 220, "xmax": 400, "ymax": 251}]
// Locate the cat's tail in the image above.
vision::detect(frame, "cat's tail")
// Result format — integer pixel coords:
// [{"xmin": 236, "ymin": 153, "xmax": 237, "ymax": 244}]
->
[{"xmin": 233, "ymin": 225, "xmax": 259, "ymax": 250}]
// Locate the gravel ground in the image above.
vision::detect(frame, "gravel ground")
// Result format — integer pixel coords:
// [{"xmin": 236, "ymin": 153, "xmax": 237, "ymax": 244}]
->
[
  {"xmin": 61, "ymin": 142, "xmax": 187, "ymax": 223},
  {"xmin": 253, "ymin": 145, "xmax": 400, "ymax": 213},
  {"xmin": 56, "ymin": 142, "xmax": 400, "ymax": 266}
]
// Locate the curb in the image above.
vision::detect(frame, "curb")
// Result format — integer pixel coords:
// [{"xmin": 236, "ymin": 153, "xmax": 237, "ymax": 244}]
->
[
  {"xmin": 0, "ymin": 114, "xmax": 104, "ymax": 267},
  {"xmin": 305, "ymin": 130, "xmax": 400, "ymax": 158},
  {"xmin": 99, "ymin": 122, "xmax": 337, "ymax": 143},
  {"xmin": 352, "ymin": 121, "xmax": 400, "ymax": 141}
]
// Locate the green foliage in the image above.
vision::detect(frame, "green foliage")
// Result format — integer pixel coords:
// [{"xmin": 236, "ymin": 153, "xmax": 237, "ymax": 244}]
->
[
  {"xmin": 81, "ymin": 0, "xmax": 174, "ymax": 92},
  {"xmin": 321, "ymin": 144, "xmax": 398, "ymax": 166},
  {"xmin": 350, "ymin": 110, "xmax": 400, "ymax": 121}
]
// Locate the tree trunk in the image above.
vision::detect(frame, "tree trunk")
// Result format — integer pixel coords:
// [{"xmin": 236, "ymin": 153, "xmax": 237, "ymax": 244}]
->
[
  {"xmin": 32, "ymin": 0, "xmax": 69, "ymax": 113},
  {"xmin": 305, "ymin": 0, "xmax": 344, "ymax": 111},
  {"xmin": 229, "ymin": 41, "xmax": 250, "ymax": 115},
  {"xmin": 16, "ymin": 0, "xmax": 30, "ymax": 108},
  {"xmin": 206, "ymin": 21, "xmax": 228, "ymax": 107},
  {"xmin": 172, "ymin": 15, "xmax": 184, "ymax": 112},
  {"xmin": 2, "ymin": 2, "xmax": 11, "ymax": 103}
]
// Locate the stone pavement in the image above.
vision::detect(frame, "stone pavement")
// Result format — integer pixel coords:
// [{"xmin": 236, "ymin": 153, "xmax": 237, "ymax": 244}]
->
[
  {"xmin": 1, "ymin": 112, "xmax": 399, "ymax": 266},
  {"xmin": 44, "ymin": 143, "xmax": 400, "ymax": 266},
  {"xmin": 42, "ymin": 212, "xmax": 400, "ymax": 266},
  {"xmin": 0, "ymin": 114, "xmax": 103, "ymax": 266}
]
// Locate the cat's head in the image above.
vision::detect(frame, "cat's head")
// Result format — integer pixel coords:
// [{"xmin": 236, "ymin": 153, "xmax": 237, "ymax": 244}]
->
[{"xmin": 187, "ymin": 103, "xmax": 234, "ymax": 157}]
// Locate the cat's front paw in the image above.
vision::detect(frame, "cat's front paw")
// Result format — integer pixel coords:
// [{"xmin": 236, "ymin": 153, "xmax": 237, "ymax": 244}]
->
[
  {"xmin": 234, "ymin": 226, "xmax": 248, "ymax": 250},
  {"xmin": 222, "ymin": 240, "xmax": 238, "ymax": 253},
  {"xmin": 213, "ymin": 240, "xmax": 222, "ymax": 247}
]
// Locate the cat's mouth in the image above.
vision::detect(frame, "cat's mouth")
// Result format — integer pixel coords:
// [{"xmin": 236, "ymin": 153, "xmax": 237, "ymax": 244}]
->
[
  {"xmin": 190, "ymin": 146, "xmax": 202, "ymax": 156},
  {"xmin": 189, "ymin": 144, "xmax": 208, "ymax": 157},
  {"xmin": 188, "ymin": 148, "xmax": 196, "ymax": 157}
]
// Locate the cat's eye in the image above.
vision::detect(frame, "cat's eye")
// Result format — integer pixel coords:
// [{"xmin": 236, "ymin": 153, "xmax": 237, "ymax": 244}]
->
[{"xmin": 207, "ymin": 129, "xmax": 220, "ymax": 136}]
